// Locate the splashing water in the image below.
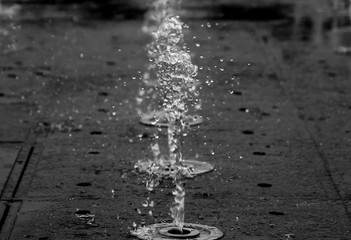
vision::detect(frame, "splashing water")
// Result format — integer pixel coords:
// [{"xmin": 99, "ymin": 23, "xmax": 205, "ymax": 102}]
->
[
  {"xmin": 142, "ymin": 0, "xmax": 182, "ymax": 35},
  {"xmin": 0, "ymin": 0, "xmax": 20, "ymax": 18},
  {"xmin": 155, "ymin": 16, "xmax": 198, "ymax": 232},
  {"xmin": 134, "ymin": 13, "xmax": 200, "ymax": 235},
  {"xmin": 170, "ymin": 171, "xmax": 185, "ymax": 231},
  {"xmin": 75, "ymin": 209, "xmax": 98, "ymax": 227},
  {"xmin": 136, "ymin": 0, "xmax": 183, "ymax": 117}
]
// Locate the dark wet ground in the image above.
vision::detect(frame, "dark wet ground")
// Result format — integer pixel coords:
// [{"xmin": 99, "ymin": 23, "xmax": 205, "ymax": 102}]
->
[{"xmin": 0, "ymin": 0, "xmax": 351, "ymax": 239}]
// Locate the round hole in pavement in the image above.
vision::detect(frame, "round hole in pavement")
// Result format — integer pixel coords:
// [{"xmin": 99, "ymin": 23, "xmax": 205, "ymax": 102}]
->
[
  {"xmin": 7, "ymin": 73, "xmax": 17, "ymax": 78},
  {"xmin": 231, "ymin": 91, "xmax": 242, "ymax": 95},
  {"xmin": 253, "ymin": 151, "xmax": 266, "ymax": 155},
  {"xmin": 75, "ymin": 209, "xmax": 91, "ymax": 215},
  {"xmin": 97, "ymin": 108, "xmax": 109, "ymax": 113},
  {"xmin": 269, "ymin": 211, "xmax": 285, "ymax": 216},
  {"xmin": 159, "ymin": 227, "xmax": 199, "ymax": 239},
  {"xmin": 98, "ymin": 91, "xmax": 108, "ymax": 96},
  {"xmin": 242, "ymin": 130, "xmax": 254, "ymax": 135},
  {"xmin": 88, "ymin": 151, "xmax": 100, "ymax": 154},
  {"xmin": 168, "ymin": 228, "xmax": 191, "ymax": 235},
  {"xmin": 257, "ymin": 183, "xmax": 272, "ymax": 188},
  {"xmin": 76, "ymin": 182, "xmax": 92, "ymax": 187},
  {"xmin": 239, "ymin": 107, "xmax": 249, "ymax": 112},
  {"xmin": 90, "ymin": 131, "xmax": 103, "ymax": 135},
  {"xmin": 106, "ymin": 61, "xmax": 116, "ymax": 66}
]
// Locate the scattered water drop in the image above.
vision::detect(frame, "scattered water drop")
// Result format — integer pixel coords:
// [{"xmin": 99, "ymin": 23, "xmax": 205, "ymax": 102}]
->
[{"xmin": 75, "ymin": 209, "xmax": 98, "ymax": 227}]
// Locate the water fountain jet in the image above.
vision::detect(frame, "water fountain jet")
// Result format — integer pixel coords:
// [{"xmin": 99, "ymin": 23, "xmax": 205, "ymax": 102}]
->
[
  {"xmin": 132, "ymin": 15, "xmax": 223, "ymax": 240},
  {"xmin": 135, "ymin": 14, "xmax": 213, "ymax": 178},
  {"xmin": 137, "ymin": 0, "xmax": 203, "ymax": 128}
]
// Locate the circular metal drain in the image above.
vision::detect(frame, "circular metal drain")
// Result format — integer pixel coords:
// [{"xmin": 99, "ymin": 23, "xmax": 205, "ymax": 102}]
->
[
  {"xmin": 135, "ymin": 159, "xmax": 214, "ymax": 178},
  {"xmin": 133, "ymin": 223, "xmax": 223, "ymax": 240},
  {"xmin": 140, "ymin": 111, "xmax": 203, "ymax": 127},
  {"xmin": 159, "ymin": 226, "xmax": 200, "ymax": 238},
  {"xmin": 183, "ymin": 160, "xmax": 214, "ymax": 177}
]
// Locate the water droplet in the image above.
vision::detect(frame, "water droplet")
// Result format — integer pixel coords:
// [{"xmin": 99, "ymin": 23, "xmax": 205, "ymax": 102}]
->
[
  {"xmin": 195, "ymin": 43, "xmax": 200, "ymax": 47},
  {"xmin": 219, "ymin": 58, "xmax": 224, "ymax": 62}
]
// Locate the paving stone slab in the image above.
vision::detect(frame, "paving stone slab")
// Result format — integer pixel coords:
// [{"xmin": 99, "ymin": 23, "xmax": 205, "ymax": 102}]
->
[
  {"xmin": 0, "ymin": 105, "xmax": 30, "ymax": 143},
  {"xmin": 8, "ymin": 198, "xmax": 350, "ymax": 239},
  {"xmin": 0, "ymin": 144, "xmax": 21, "ymax": 195}
]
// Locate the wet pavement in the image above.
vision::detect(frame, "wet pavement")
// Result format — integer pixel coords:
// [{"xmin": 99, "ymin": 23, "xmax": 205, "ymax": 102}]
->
[{"xmin": 0, "ymin": 0, "xmax": 351, "ymax": 239}]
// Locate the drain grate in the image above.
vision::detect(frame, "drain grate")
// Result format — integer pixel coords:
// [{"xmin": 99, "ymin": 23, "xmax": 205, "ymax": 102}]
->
[{"xmin": 0, "ymin": 141, "xmax": 43, "ymax": 238}]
